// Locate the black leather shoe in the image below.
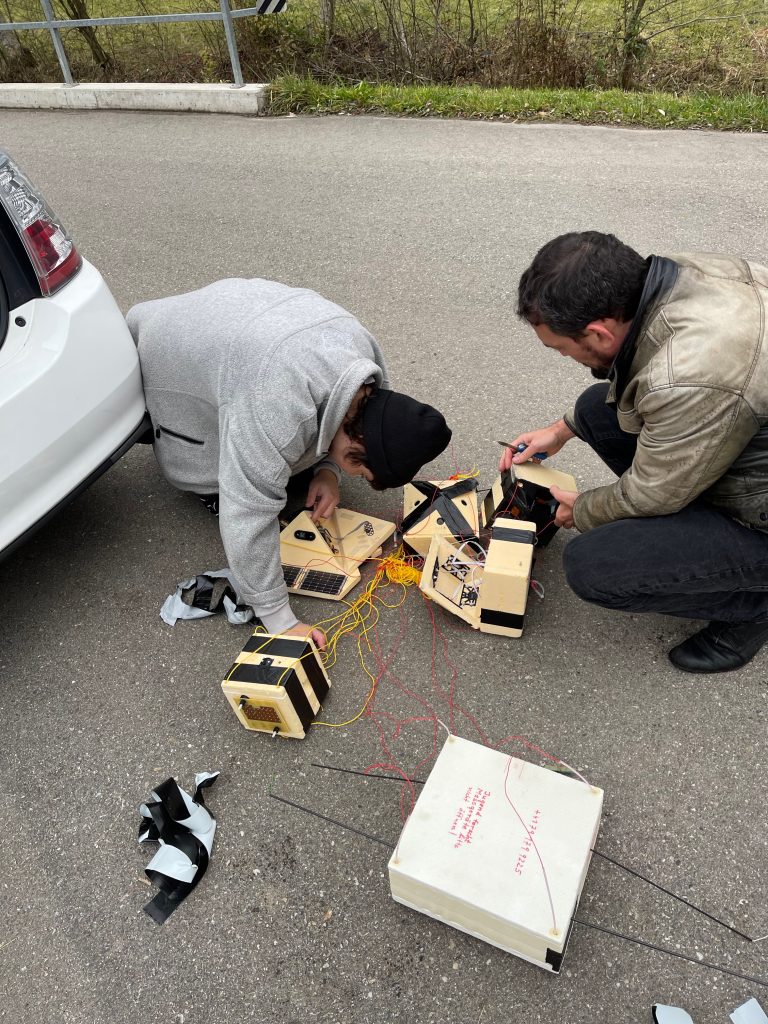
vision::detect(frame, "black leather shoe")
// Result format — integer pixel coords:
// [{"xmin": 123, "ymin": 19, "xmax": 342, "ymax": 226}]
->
[{"xmin": 668, "ymin": 620, "xmax": 768, "ymax": 673}]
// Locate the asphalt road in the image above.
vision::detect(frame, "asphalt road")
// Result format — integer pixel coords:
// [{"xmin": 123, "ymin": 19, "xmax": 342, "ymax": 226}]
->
[{"xmin": 1, "ymin": 110, "xmax": 767, "ymax": 1024}]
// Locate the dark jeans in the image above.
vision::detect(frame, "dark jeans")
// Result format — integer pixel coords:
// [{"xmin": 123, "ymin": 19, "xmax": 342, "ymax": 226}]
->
[{"xmin": 563, "ymin": 383, "xmax": 768, "ymax": 623}]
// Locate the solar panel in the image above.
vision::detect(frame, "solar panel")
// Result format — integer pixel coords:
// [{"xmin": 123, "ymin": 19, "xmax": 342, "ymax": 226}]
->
[
  {"xmin": 283, "ymin": 565, "xmax": 302, "ymax": 588},
  {"xmin": 301, "ymin": 570, "xmax": 347, "ymax": 596}
]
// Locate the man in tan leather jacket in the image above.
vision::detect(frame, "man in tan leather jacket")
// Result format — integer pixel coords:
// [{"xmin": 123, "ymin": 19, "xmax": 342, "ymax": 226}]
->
[{"xmin": 503, "ymin": 231, "xmax": 768, "ymax": 674}]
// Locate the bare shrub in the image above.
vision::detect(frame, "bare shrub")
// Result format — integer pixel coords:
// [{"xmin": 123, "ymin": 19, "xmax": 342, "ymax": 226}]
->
[{"xmin": 0, "ymin": 0, "xmax": 765, "ymax": 93}]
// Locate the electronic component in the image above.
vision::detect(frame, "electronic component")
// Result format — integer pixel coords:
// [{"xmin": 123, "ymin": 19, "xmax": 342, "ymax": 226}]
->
[
  {"xmin": 280, "ymin": 507, "xmax": 395, "ymax": 601},
  {"xmin": 221, "ymin": 632, "xmax": 330, "ymax": 739},
  {"xmin": 419, "ymin": 535, "xmax": 487, "ymax": 628},
  {"xmin": 389, "ymin": 735, "xmax": 603, "ymax": 971},
  {"xmin": 481, "ymin": 462, "xmax": 578, "ymax": 547},
  {"xmin": 401, "ymin": 478, "xmax": 480, "ymax": 558},
  {"xmin": 419, "ymin": 520, "xmax": 536, "ymax": 637}
]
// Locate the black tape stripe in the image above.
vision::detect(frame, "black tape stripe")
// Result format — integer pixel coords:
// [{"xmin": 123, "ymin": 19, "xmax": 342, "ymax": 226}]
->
[
  {"xmin": 233, "ymin": 639, "xmax": 327, "ymax": 704},
  {"xmin": 400, "ymin": 482, "xmax": 442, "ymax": 534},
  {"xmin": 228, "ymin": 662, "xmax": 284, "ymax": 686},
  {"xmin": 241, "ymin": 635, "xmax": 308, "ymax": 656},
  {"xmin": 261, "ymin": 637, "xmax": 309, "ymax": 657},
  {"xmin": 139, "ymin": 774, "xmax": 218, "ymax": 924},
  {"xmin": 302, "ymin": 654, "xmax": 329, "ymax": 704},
  {"xmin": 435, "ymin": 496, "xmax": 479, "ymax": 543},
  {"xmin": 401, "ymin": 479, "xmax": 478, "ymax": 536},
  {"xmin": 438, "ymin": 478, "xmax": 479, "ymax": 500},
  {"xmin": 403, "ymin": 493, "xmax": 477, "ymax": 543},
  {"xmin": 480, "ymin": 608, "xmax": 525, "ymax": 629},
  {"xmin": 491, "ymin": 526, "xmax": 536, "ymax": 544},
  {"xmin": 152, "ymin": 778, "xmax": 188, "ymax": 823},
  {"xmin": 284, "ymin": 673, "xmax": 315, "ymax": 731}
]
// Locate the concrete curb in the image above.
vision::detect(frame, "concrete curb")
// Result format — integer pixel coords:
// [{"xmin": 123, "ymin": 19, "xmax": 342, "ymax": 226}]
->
[{"xmin": 0, "ymin": 82, "xmax": 270, "ymax": 115}]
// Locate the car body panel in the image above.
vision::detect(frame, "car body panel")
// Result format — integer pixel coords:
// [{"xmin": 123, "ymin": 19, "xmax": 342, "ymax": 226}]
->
[{"xmin": 0, "ymin": 257, "xmax": 146, "ymax": 554}]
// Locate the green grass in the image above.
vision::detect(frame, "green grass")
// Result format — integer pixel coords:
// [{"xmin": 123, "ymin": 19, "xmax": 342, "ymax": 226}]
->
[
  {"xmin": 269, "ymin": 76, "xmax": 768, "ymax": 130},
  {"xmin": 5, "ymin": 1, "xmax": 767, "ymax": 98}
]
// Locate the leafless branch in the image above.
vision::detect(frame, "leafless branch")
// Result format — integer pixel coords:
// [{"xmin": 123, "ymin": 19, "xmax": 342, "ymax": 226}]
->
[{"xmin": 645, "ymin": 9, "xmax": 766, "ymax": 38}]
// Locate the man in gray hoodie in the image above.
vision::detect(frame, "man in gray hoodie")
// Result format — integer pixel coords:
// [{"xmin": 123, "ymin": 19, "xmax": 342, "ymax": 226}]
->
[{"xmin": 127, "ymin": 279, "xmax": 451, "ymax": 647}]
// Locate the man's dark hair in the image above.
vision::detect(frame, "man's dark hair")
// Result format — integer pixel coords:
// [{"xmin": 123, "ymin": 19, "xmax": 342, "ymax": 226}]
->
[
  {"xmin": 341, "ymin": 386, "xmax": 386, "ymax": 490},
  {"xmin": 343, "ymin": 385, "xmax": 374, "ymax": 445},
  {"xmin": 517, "ymin": 232, "xmax": 648, "ymax": 338}
]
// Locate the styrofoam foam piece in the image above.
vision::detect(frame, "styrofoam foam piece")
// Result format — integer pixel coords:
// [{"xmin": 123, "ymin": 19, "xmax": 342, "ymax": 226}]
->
[{"xmin": 388, "ymin": 735, "xmax": 603, "ymax": 971}]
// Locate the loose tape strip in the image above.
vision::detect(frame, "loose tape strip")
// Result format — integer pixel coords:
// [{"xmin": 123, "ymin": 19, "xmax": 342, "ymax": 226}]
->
[{"xmin": 138, "ymin": 771, "xmax": 220, "ymax": 924}]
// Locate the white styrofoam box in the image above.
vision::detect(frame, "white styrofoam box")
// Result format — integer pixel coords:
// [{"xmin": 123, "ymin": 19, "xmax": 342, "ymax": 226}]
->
[{"xmin": 389, "ymin": 735, "xmax": 603, "ymax": 971}]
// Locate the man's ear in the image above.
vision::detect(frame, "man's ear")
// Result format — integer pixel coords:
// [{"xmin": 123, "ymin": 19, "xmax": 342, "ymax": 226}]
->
[{"xmin": 585, "ymin": 318, "xmax": 625, "ymax": 354}]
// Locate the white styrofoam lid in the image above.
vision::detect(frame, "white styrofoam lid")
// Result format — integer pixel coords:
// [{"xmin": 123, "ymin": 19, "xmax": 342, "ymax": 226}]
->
[{"xmin": 390, "ymin": 736, "xmax": 603, "ymax": 942}]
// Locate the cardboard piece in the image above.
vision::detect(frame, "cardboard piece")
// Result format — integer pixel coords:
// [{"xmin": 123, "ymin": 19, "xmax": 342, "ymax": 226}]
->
[
  {"xmin": 280, "ymin": 507, "xmax": 395, "ymax": 601},
  {"xmin": 221, "ymin": 631, "xmax": 330, "ymax": 739},
  {"xmin": 389, "ymin": 735, "xmax": 603, "ymax": 971}
]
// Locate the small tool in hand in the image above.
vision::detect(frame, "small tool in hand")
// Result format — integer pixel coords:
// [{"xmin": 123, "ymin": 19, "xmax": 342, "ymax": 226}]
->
[{"xmin": 497, "ymin": 441, "xmax": 548, "ymax": 462}]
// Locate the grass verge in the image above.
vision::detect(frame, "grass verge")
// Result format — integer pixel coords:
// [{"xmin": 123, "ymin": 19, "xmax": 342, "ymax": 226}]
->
[{"xmin": 269, "ymin": 77, "xmax": 768, "ymax": 131}]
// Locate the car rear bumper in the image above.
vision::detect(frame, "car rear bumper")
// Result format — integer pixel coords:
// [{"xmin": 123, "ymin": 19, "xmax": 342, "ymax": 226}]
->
[
  {"xmin": 0, "ymin": 409, "xmax": 151, "ymax": 563},
  {"xmin": 0, "ymin": 257, "xmax": 147, "ymax": 553}
]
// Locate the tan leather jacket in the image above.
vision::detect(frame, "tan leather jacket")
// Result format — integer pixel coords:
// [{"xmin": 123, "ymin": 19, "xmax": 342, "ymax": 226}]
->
[{"xmin": 570, "ymin": 252, "xmax": 768, "ymax": 533}]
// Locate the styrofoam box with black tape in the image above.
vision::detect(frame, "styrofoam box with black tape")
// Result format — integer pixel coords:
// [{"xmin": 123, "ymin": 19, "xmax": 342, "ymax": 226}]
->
[{"xmin": 389, "ymin": 735, "xmax": 603, "ymax": 971}]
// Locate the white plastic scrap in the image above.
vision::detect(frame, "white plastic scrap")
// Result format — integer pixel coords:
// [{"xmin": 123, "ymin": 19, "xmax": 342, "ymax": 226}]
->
[
  {"xmin": 139, "ymin": 771, "xmax": 219, "ymax": 879},
  {"xmin": 652, "ymin": 1008, "xmax": 695, "ymax": 1024},
  {"xmin": 160, "ymin": 568, "xmax": 254, "ymax": 626},
  {"xmin": 730, "ymin": 998, "xmax": 768, "ymax": 1024}
]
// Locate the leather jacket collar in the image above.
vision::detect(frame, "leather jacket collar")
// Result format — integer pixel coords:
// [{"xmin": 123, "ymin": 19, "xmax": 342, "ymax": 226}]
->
[{"xmin": 611, "ymin": 255, "xmax": 679, "ymax": 402}]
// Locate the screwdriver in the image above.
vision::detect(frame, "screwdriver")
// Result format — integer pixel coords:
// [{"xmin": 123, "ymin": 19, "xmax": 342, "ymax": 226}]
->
[{"xmin": 497, "ymin": 441, "xmax": 548, "ymax": 462}]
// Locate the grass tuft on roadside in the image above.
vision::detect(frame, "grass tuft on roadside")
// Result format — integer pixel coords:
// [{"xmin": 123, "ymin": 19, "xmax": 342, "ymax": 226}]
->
[{"xmin": 269, "ymin": 77, "xmax": 768, "ymax": 131}]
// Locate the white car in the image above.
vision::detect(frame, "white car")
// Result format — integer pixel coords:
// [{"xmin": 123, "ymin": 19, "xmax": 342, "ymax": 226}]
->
[{"xmin": 0, "ymin": 149, "xmax": 149, "ymax": 560}]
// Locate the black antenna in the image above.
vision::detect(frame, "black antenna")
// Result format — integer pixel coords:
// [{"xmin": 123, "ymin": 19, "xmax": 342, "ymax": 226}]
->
[
  {"xmin": 313, "ymin": 761, "xmax": 755, "ymax": 943},
  {"xmin": 591, "ymin": 848, "xmax": 752, "ymax": 942},
  {"xmin": 311, "ymin": 762, "xmax": 427, "ymax": 785},
  {"xmin": 574, "ymin": 919, "xmax": 767, "ymax": 988},
  {"xmin": 269, "ymin": 793, "xmax": 395, "ymax": 849},
  {"xmin": 269, "ymin": 791, "xmax": 768, "ymax": 988}
]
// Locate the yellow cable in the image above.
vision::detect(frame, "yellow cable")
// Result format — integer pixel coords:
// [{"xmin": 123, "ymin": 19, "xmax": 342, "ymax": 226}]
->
[
  {"xmin": 228, "ymin": 547, "xmax": 423, "ymax": 727},
  {"xmin": 313, "ymin": 547, "xmax": 421, "ymax": 727},
  {"xmin": 447, "ymin": 467, "xmax": 480, "ymax": 481}
]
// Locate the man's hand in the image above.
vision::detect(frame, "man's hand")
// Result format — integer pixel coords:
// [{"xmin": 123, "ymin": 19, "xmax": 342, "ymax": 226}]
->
[
  {"xmin": 499, "ymin": 419, "xmax": 576, "ymax": 471},
  {"xmin": 550, "ymin": 485, "xmax": 579, "ymax": 529},
  {"xmin": 306, "ymin": 469, "xmax": 340, "ymax": 523},
  {"xmin": 283, "ymin": 622, "xmax": 327, "ymax": 651}
]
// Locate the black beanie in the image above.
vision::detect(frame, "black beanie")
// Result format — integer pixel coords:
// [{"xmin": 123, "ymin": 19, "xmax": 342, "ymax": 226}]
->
[{"xmin": 361, "ymin": 390, "xmax": 452, "ymax": 488}]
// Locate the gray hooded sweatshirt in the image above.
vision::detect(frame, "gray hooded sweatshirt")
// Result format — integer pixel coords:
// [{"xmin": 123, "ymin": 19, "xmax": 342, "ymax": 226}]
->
[{"xmin": 127, "ymin": 278, "xmax": 389, "ymax": 632}]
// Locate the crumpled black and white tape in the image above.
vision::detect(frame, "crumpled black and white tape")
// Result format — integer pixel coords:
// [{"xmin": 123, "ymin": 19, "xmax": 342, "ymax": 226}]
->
[{"xmin": 138, "ymin": 771, "xmax": 220, "ymax": 924}]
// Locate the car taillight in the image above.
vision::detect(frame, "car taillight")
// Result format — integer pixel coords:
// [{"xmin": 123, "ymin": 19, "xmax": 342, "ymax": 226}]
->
[{"xmin": 0, "ymin": 151, "xmax": 82, "ymax": 296}]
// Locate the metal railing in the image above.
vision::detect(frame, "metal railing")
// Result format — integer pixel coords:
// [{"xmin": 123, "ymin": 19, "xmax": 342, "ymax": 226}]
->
[{"xmin": 0, "ymin": 1, "xmax": 285, "ymax": 88}]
